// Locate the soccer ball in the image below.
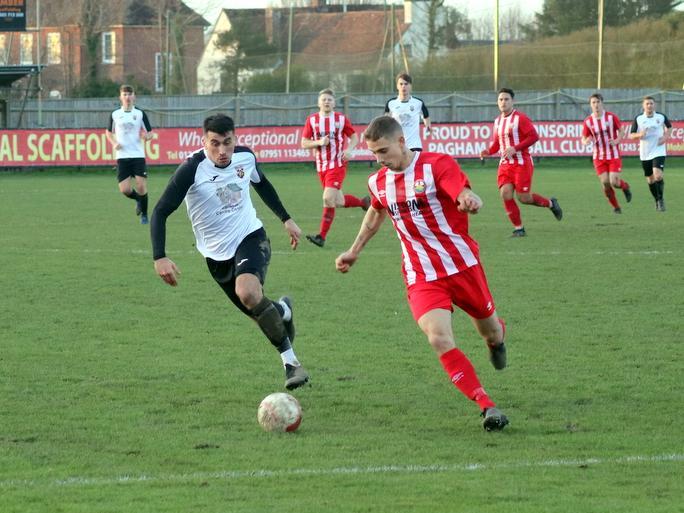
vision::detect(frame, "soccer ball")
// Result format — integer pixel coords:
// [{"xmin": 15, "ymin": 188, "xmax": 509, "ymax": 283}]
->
[{"xmin": 257, "ymin": 392, "xmax": 302, "ymax": 432}]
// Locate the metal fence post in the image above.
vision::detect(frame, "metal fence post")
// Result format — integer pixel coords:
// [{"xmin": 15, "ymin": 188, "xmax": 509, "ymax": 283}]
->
[{"xmin": 234, "ymin": 95, "xmax": 241, "ymax": 125}]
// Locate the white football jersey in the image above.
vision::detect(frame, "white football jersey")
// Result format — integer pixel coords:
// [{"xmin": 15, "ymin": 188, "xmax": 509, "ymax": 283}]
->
[
  {"xmin": 631, "ymin": 112, "xmax": 671, "ymax": 161},
  {"xmin": 384, "ymin": 96, "xmax": 430, "ymax": 150},
  {"xmin": 108, "ymin": 107, "xmax": 152, "ymax": 159}
]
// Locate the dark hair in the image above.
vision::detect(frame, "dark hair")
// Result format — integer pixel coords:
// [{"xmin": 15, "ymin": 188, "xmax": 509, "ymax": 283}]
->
[
  {"xmin": 498, "ymin": 87, "xmax": 515, "ymax": 98},
  {"xmin": 396, "ymin": 72, "xmax": 412, "ymax": 84},
  {"xmin": 590, "ymin": 93, "xmax": 603, "ymax": 102},
  {"xmin": 119, "ymin": 84, "xmax": 134, "ymax": 93},
  {"xmin": 203, "ymin": 113, "xmax": 235, "ymax": 134},
  {"xmin": 364, "ymin": 116, "xmax": 403, "ymax": 142}
]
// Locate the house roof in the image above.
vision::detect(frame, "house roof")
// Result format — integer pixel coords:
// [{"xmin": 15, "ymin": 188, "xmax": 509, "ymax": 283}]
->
[
  {"xmin": 290, "ymin": 10, "xmax": 407, "ymax": 69},
  {"xmin": 33, "ymin": 0, "xmax": 208, "ymax": 28}
]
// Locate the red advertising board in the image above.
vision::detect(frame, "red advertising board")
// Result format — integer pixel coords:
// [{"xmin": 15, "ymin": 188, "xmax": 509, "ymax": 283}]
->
[{"xmin": 1, "ymin": 122, "xmax": 682, "ymax": 167}]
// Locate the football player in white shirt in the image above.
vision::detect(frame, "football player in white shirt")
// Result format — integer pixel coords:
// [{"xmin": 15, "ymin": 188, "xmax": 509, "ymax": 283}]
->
[
  {"xmin": 106, "ymin": 85, "xmax": 154, "ymax": 224},
  {"xmin": 629, "ymin": 96, "xmax": 673, "ymax": 211},
  {"xmin": 151, "ymin": 114, "xmax": 309, "ymax": 390},
  {"xmin": 384, "ymin": 73, "xmax": 431, "ymax": 151}
]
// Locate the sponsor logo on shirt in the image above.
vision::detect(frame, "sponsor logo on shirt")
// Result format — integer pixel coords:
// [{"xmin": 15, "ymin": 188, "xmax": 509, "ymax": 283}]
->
[{"xmin": 388, "ymin": 198, "xmax": 425, "ymax": 218}]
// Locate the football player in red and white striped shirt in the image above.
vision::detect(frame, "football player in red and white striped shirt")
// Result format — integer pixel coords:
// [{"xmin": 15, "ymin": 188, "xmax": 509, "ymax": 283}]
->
[
  {"xmin": 581, "ymin": 93, "xmax": 632, "ymax": 213},
  {"xmin": 480, "ymin": 88, "xmax": 563, "ymax": 237},
  {"xmin": 336, "ymin": 116, "xmax": 509, "ymax": 431},
  {"xmin": 301, "ymin": 89, "xmax": 370, "ymax": 247}
]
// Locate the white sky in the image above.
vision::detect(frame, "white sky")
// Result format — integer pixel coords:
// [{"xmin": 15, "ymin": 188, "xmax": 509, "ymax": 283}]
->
[{"xmin": 187, "ymin": 0, "xmax": 546, "ymax": 26}]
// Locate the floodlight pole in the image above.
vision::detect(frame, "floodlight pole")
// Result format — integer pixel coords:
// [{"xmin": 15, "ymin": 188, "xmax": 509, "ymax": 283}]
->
[
  {"xmin": 37, "ymin": 0, "xmax": 42, "ymax": 126},
  {"xmin": 493, "ymin": 0, "xmax": 499, "ymax": 91},
  {"xmin": 286, "ymin": 3, "xmax": 293, "ymax": 93},
  {"xmin": 597, "ymin": 0, "xmax": 604, "ymax": 89}
]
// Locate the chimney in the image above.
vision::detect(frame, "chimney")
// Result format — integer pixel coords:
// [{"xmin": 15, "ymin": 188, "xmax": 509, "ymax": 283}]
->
[{"xmin": 404, "ymin": 0, "xmax": 412, "ymax": 24}]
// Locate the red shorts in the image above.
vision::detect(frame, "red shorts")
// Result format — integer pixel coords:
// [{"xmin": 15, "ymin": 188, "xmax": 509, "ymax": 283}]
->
[
  {"xmin": 318, "ymin": 165, "xmax": 347, "ymax": 189},
  {"xmin": 497, "ymin": 161, "xmax": 534, "ymax": 192},
  {"xmin": 406, "ymin": 264, "xmax": 496, "ymax": 322},
  {"xmin": 593, "ymin": 158, "xmax": 622, "ymax": 175}
]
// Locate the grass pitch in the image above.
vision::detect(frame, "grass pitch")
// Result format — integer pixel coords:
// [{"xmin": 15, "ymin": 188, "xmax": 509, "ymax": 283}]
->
[{"xmin": 1, "ymin": 158, "xmax": 682, "ymax": 512}]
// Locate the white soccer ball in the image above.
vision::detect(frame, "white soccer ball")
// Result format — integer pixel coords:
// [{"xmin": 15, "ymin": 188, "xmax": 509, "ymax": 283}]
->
[{"xmin": 257, "ymin": 392, "xmax": 302, "ymax": 432}]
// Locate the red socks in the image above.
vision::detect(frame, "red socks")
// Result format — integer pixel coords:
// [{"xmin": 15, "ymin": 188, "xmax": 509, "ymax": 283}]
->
[
  {"xmin": 343, "ymin": 195, "xmax": 364, "ymax": 208},
  {"xmin": 439, "ymin": 348, "xmax": 495, "ymax": 411},
  {"xmin": 619, "ymin": 179, "xmax": 630, "ymax": 191},
  {"xmin": 503, "ymin": 198, "xmax": 522, "ymax": 227},
  {"xmin": 604, "ymin": 188, "xmax": 619, "ymax": 209},
  {"xmin": 319, "ymin": 207, "xmax": 335, "ymax": 239},
  {"xmin": 531, "ymin": 194, "xmax": 551, "ymax": 208}
]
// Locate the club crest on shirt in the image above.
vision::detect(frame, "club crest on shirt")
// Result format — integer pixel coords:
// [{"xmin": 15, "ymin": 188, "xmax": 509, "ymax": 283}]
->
[
  {"xmin": 410, "ymin": 106, "xmax": 414, "ymax": 111},
  {"xmin": 235, "ymin": 166, "xmax": 244, "ymax": 178},
  {"xmin": 414, "ymin": 180, "xmax": 426, "ymax": 194}
]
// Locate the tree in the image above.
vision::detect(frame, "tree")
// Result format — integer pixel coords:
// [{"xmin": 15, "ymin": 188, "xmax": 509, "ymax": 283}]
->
[
  {"xmin": 215, "ymin": 12, "xmax": 277, "ymax": 94},
  {"xmin": 525, "ymin": 0, "xmax": 682, "ymax": 39}
]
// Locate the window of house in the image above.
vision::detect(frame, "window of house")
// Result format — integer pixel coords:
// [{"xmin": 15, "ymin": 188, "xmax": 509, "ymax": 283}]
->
[
  {"xmin": 102, "ymin": 32, "xmax": 115, "ymax": 64},
  {"xmin": 0, "ymin": 35, "xmax": 6, "ymax": 65},
  {"xmin": 47, "ymin": 33, "xmax": 61, "ymax": 64},
  {"xmin": 20, "ymin": 33, "xmax": 33, "ymax": 64}
]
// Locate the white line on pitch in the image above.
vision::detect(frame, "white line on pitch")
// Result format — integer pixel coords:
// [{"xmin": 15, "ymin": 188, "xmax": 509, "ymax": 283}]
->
[{"xmin": 0, "ymin": 453, "xmax": 681, "ymax": 490}]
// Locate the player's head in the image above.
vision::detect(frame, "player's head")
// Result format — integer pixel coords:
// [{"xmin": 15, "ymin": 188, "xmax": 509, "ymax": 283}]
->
[
  {"xmin": 589, "ymin": 93, "xmax": 604, "ymax": 115},
  {"xmin": 364, "ymin": 116, "xmax": 409, "ymax": 171},
  {"xmin": 318, "ymin": 88, "xmax": 335, "ymax": 113},
  {"xmin": 497, "ymin": 88, "xmax": 515, "ymax": 114},
  {"xmin": 202, "ymin": 114, "xmax": 236, "ymax": 168},
  {"xmin": 396, "ymin": 72, "xmax": 412, "ymax": 98},
  {"xmin": 642, "ymin": 96, "xmax": 655, "ymax": 115},
  {"xmin": 119, "ymin": 84, "xmax": 135, "ymax": 108}
]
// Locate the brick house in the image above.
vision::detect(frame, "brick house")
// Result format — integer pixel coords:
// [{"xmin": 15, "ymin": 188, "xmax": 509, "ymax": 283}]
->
[{"xmin": 0, "ymin": 0, "xmax": 207, "ymax": 97}]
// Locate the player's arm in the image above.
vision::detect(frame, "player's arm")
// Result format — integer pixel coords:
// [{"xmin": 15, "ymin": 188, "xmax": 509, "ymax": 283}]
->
[
  {"xmin": 141, "ymin": 111, "xmax": 154, "ymax": 141},
  {"xmin": 342, "ymin": 121, "xmax": 358, "ymax": 160},
  {"xmin": 658, "ymin": 115, "xmax": 672, "ymax": 145},
  {"xmin": 251, "ymin": 166, "xmax": 301, "ymax": 250},
  {"xmin": 581, "ymin": 122, "xmax": 592, "ymax": 146},
  {"xmin": 336, "ymin": 206, "xmax": 387, "ymax": 273},
  {"xmin": 480, "ymin": 125, "xmax": 499, "ymax": 158},
  {"xmin": 457, "ymin": 188, "xmax": 483, "ymax": 214},
  {"xmin": 421, "ymin": 102, "xmax": 432, "ymax": 137},
  {"xmin": 628, "ymin": 118, "xmax": 644, "ymax": 139},
  {"xmin": 105, "ymin": 114, "xmax": 121, "ymax": 149},
  {"xmin": 151, "ymin": 159, "xmax": 197, "ymax": 286}
]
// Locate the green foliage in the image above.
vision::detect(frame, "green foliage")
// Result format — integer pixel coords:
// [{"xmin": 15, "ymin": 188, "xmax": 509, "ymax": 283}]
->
[
  {"xmin": 215, "ymin": 11, "xmax": 278, "ymax": 94},
  {"xmin": 420, "ymin": 12, "xmax": 684, "ymax": 89},
  {"xmin": 71, "ymin": 76, "xmax": 152, "ymax": 98},
  {"xmin": 243, "ymin": 66, "xmax": 314, "ymax": 93},
  {"xmin": 526, "ymin": 0, "xmax": 683, "ymax": 38},
  {"xmin": 0, "ymin": 161, "xmax": 682, "ymax": 511}
]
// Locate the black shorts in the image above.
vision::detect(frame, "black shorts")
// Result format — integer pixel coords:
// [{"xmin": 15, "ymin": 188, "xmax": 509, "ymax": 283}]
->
[
  {"xmin": 206, "ymin": 227, "xmax": 271, "ymax": 315},
  {"xmin": 641, "ymin": 156, "xmax": 666, "ymax": 177},
  {"xmin": 117, "ymin": 158, "xmax": 148, "ymax": 182}
]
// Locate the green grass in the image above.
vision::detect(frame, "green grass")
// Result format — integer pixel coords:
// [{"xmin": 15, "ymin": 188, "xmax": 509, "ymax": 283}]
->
[{"xmin": 1, "ymin": 158, "xmax": 682, "ymax": 512}]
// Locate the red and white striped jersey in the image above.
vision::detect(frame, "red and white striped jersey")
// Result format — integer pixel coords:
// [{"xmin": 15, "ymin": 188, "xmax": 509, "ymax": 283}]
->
[
  {"xmin": 487, "ymin": 109, "xmax": 539, "ymax": 166},
  {"xmin": 368, "ymin": 152, "xmax": 481, "ymax": 286},
  {"xmin": 302, "ymin": 111, "xmax": 355, "ymax": 173},
  {"xmin": 582, "ymin": 111, "xmax": 621, "ymax": 160}
]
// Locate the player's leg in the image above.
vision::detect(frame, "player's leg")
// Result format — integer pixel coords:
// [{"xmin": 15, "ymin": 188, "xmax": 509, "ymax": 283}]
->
[
  {"xmin": 598, "ymin": 167, "xmax": 620, "ymax": 212},
  {"xmin": 232, "ymin": 229, "xmax": 309, "ymax": 388},
  {"xmin": 515, "ymin": 162, "xmax": 562, "ymax": 220},
  {"xmin": 608, "ymin": 158, "xmax": 631, "ymax": 203},
  {"xmin": 642, "ymin": 160, "xmax": 659, "ymax": 209},
  {"xmin": 335, "ymin": 165, "xmax": 369, "ymax": 209},
  {"xmin": 408, "ymin": 280, "xmax": 508, "ymax": 430},
  {"xmin": 653, "ymin": 157, "xmax": 665, "ymax": 211},
  {"xmin": 133, "ymin": 159, "xmax": 149, "ymax": 224},
  {"xmin": 499, "ymin": 175, "xmax": 524, "ymax": 236}
]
